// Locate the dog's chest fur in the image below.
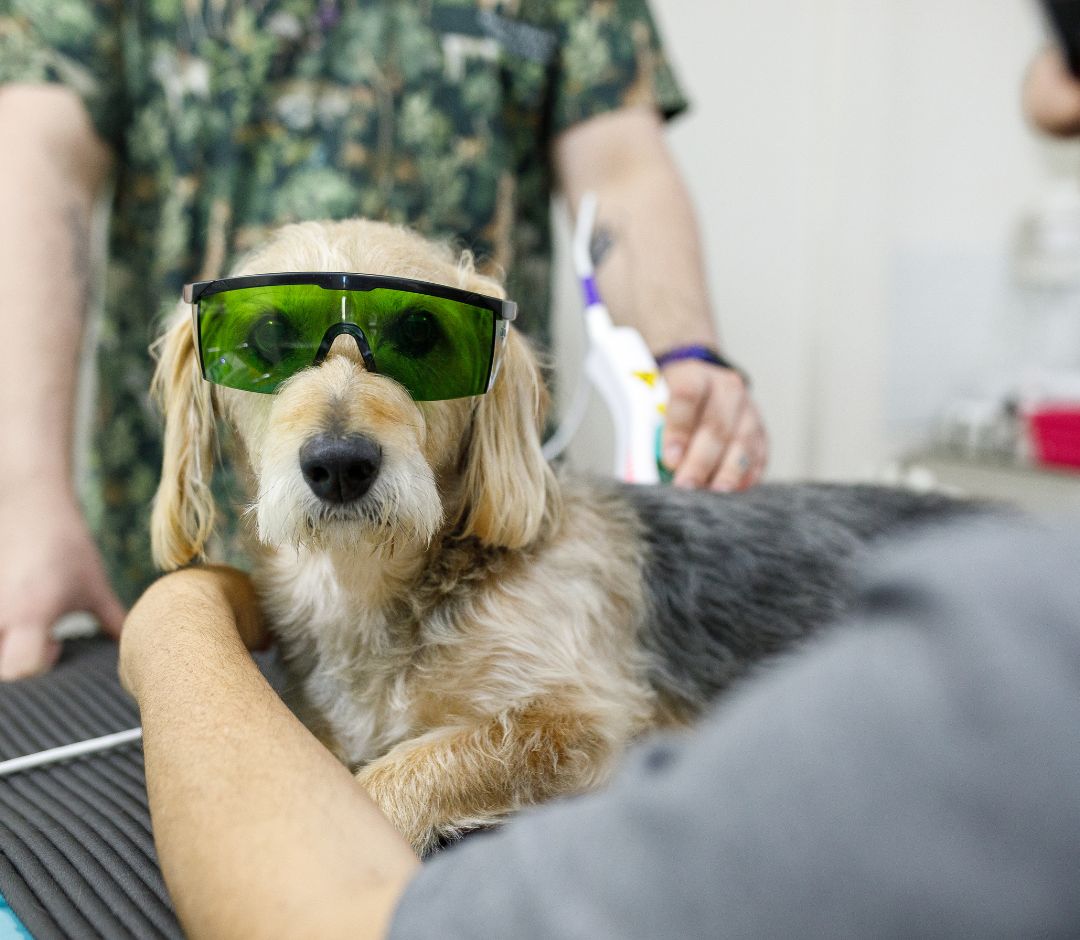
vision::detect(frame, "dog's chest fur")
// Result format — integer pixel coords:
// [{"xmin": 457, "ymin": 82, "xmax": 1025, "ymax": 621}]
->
[
  {"xmin": 258, "ymin": 489, "xmax": 655, "ymax": 769},
  {"xmin": 262, "ymin": 549, "xmax": 417, "ymax": 763}
]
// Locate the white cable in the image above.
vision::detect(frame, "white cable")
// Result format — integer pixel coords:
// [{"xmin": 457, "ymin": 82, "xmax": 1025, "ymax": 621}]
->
[
  {"xmin": 572, "ymin": 192, "xmax": 599, "ymax": 279},
  {"xmin": 542, "ymin": 370, "xmax": 590, "ymax": 461},
  {"xmin": 546, "ymin": 191, "xmax": 667, "ymax": 481},
  {"xmin": 0, "ymin": 727, "xmax": 143, "ymax": 778}
]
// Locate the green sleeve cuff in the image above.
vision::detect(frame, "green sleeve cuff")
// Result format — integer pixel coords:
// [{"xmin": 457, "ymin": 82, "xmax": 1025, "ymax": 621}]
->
[
  {"xmin": 550, "ymin": 0, "xmax": 690, "ymax": 136},
  {"xmin": 0, "ymin": 3, "xmax": 126, "ymax": 149}
]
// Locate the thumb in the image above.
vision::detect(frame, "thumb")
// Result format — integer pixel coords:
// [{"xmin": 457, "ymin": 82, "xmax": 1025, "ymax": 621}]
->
[
  {"xmin": 0, "ymin": 624, "xmax": 61, "ymax": 681},
  {"xmin": 660, "ymin": 366, "xmax": 708, "ymax": 471},
  {"xmin": 89, "ymin": 579, "xmax": 128, "ymax": 639}
]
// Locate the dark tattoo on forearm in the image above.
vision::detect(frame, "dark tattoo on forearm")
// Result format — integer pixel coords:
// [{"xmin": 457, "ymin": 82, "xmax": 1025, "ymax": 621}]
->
[
  {"xmin": 62, "ymin": 201, "xmax": 94, "ymax": 332},
  {"xmin": 590, "ymin": 225, "xmax": 616, "ymax": 269}
]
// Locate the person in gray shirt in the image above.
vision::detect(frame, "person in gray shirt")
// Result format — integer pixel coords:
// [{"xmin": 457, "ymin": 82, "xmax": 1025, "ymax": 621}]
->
[{"xmin": 119, "ymin": 519, "xmax": 1080, "ymax": 939}]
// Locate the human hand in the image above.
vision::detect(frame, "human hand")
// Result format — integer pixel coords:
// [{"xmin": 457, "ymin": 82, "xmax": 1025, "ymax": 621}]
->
[
  {"xmin": 659, "ymin": 360, "xmax": 768, "ymax": 491},
  {"xmin": 1024, "ymin": 47, "xmax": 1080, "ymax": 137},
  {"xmin": 120, "ymin": 566, "xmax": 267, "ymax": 701},
  {"xmin": 0, "ymin": 493, "xmax": 126, "ymax": 680}
]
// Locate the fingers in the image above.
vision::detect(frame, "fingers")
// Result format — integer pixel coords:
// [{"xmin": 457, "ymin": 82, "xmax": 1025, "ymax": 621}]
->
[
  {"xmin": 0, "ymin": 623, "xmax": 61, "ymax": 681},
  {"xmin": 90, "ymin": 577, "xmax": 127, "ymax": 639},
  {"xmin": 660, "ymin": 364, "xmax": 708, "ymax": 473},
  {"xmin": 711, "ymin": 407, "xmax": 768, "ymax": 492},
  {"xmin": 662, "ymin": 361, "xmax": 768, "ymax": 490},
  {"xmin": 0, "ymin": 502, "xmax": 124, "ymax": 678},
  {"xmin": 1025, "ymin": 47, "xmax": 1080, "ymax": 137}
]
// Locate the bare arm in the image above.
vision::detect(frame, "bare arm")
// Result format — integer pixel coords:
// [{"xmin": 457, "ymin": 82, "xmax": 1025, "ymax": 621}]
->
[
  {"xmin": 553, "ymin": 107, "xmax": 768, "ymax": 490},
  {"xmin": 120, "ymin": 568, "xmax": 420, "ymax": 940},
  {"xmin": 1024, "ymin": 47, "xmax": 1080, "ymax": 137},
  {"xmin": 0, "ymin": 85, "xmax": 125, "ymax": 678}
]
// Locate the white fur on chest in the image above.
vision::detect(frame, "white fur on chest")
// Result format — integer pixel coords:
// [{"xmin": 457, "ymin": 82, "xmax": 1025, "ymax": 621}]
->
[{"xmin": 261, "ymin": 547, "xmax": 417, "ymax": 766}]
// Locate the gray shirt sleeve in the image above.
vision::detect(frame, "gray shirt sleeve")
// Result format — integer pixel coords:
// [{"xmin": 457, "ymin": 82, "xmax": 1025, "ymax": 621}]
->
[{"xmin": 390, "ymin": 521, "xmax": 1080, "ymax": 940}]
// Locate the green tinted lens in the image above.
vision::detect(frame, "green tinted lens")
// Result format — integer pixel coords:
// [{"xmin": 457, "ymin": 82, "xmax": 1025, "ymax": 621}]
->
[
  {"xmin": 199, "ymin": 284, "xmax": 343, "ymax": 393},
  {"xmin": 354, "ymin": 288, "xmax": 495, "ymax": 401},
  {"xmin": 198, "ymin": 283, "xmax": 497, "ymax": 400}
]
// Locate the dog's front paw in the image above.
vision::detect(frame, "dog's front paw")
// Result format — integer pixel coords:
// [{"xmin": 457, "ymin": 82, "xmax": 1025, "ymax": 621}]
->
[{"xmin": 355, "ymin": 759, "xmax": 440, "ymax": 855}]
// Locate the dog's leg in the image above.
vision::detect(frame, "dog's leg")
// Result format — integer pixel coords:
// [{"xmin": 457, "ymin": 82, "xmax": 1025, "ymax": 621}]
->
[{"xmin": 355, "ymin": 703, "xmax": 620, "ymax": 855}]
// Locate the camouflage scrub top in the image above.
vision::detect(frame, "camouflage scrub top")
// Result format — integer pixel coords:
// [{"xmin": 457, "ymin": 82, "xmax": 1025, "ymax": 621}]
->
[{"xmin": 0, "ymin": 0, "xmax": 687, "ymax": 604}]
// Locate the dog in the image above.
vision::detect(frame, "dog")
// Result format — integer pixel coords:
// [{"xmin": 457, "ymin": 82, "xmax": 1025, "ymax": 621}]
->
[{"xmin": 151, "ymin": 219, "xmax": 977, "ymax": 854}]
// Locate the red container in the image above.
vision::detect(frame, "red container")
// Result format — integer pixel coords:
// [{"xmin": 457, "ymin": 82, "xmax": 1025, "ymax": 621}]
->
[{"xmin": 1028, "ymin": 406, "xmax": 1080, "ymax": 470}]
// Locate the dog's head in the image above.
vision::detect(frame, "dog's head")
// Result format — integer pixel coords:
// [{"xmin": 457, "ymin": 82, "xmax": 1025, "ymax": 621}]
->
[{"xmin": 151, "ymin": 219, "xmax": 559, "ymax": 569}]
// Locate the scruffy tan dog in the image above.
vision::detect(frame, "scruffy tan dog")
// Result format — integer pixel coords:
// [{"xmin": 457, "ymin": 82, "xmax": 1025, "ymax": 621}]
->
[{"xmin": 151, "ymin": 219, "xmax": 971, "ymax": 853}]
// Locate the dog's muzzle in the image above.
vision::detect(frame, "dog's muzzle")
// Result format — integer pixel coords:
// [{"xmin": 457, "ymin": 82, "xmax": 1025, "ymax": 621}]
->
[{"xmin": 299, "ymin": 433, "xmax": 382, "ymax": 503}]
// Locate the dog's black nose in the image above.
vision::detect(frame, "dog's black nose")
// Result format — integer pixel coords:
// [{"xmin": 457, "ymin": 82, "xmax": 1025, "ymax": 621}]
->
[{"xmin": 299, "ymin": 434, "xmax": 382, "ymax": 503}]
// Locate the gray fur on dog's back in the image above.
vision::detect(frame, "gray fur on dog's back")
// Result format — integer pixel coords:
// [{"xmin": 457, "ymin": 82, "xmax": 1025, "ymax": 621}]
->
[{"xmin": 614, "ymin": 482, "xmax": 986, "ymax": 715}]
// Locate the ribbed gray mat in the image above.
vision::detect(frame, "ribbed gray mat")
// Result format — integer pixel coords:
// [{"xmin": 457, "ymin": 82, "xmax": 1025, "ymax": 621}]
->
[{"xmin": 0, "ymin": 638, "xmax": 182, "ymax": 939}]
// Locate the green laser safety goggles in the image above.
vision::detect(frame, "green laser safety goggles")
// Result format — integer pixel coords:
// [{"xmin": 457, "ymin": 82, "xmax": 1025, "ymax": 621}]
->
[{"xmin": 183, "ymin": 272, "xmax": 517, "ymax": 401}]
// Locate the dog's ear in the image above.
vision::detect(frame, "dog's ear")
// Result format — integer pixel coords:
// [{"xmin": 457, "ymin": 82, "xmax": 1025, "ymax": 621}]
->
[
  {"xmin": 457, "ymin": 329, "xmax": 561, "ymax": 549},
  {"xmin": 150, "ymin": 306, "xmax": 217, "ymax": 570}
]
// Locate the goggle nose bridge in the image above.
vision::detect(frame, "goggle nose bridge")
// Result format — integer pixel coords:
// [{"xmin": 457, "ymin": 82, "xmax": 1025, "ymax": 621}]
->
[{"xmin": 312, "ymin": 322, "xmax": 378, "ymax": 373}]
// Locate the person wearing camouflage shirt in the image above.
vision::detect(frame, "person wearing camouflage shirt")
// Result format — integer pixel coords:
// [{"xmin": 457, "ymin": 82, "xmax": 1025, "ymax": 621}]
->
[{"xmin": 0, "ymin": 0, "xmax": 768, "ymax": 678}]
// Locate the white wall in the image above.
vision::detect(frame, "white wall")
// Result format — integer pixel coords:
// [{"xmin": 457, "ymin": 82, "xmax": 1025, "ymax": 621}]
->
[
  {"xmin": 881, "ymin": 1, "xmax": 1078, "ymax": 447},
  {"xmin": 554, "ymin": 0, "xmax": 1080, "ymax": 481}
]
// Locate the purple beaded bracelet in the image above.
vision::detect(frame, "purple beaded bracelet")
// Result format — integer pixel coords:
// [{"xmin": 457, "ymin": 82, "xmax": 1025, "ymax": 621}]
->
[{"xmin": 654, "ymin": 345, "xmax": 750, "ymax": 387}]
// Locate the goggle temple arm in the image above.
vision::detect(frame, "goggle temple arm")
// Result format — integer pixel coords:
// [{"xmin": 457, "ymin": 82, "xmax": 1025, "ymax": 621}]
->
[
  {"xmin": 185, "ymin": 280, "xmax": 212, "ymax": 378},
  {"xmin": 188, "ymin": 300, "xmax": 204, "ymax": 377},
  {"xmin": 487, "ymin": 318, "xmax": 512, "ymax": 392}
]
